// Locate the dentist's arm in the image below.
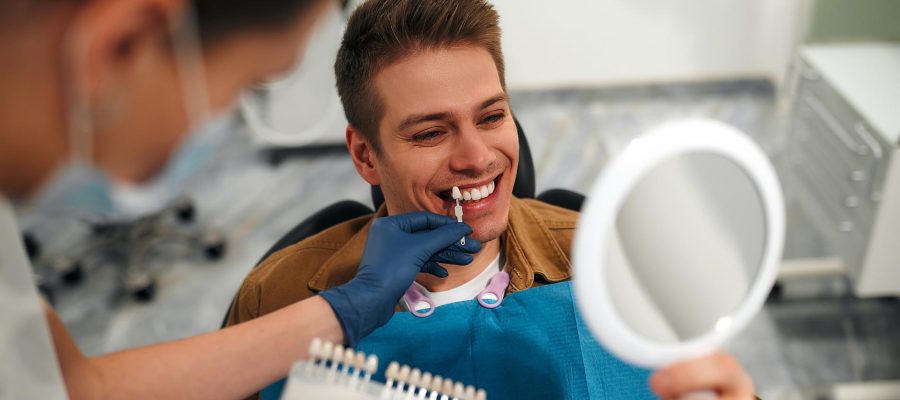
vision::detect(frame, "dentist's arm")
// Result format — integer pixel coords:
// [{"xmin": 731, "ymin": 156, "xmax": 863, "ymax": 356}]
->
[{"xmin": 47, "ymin": 212, "xmax": 479, "ymax": 400}]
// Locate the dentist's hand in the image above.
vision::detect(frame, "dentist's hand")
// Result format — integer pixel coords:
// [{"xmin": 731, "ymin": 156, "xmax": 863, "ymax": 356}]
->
[
  {"xmin": 319, "ymin": 211, "xmax": 481, "ymax": 347},
  {"xmin": 649, "ymin": 352, "xmax": 756, "ymax": 400}
]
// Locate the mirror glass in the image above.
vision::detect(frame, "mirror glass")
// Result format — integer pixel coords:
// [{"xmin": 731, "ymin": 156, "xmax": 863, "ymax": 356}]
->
[{"xmin": 604, "ymin": 152, "xmax": 766, "ymax": 344}]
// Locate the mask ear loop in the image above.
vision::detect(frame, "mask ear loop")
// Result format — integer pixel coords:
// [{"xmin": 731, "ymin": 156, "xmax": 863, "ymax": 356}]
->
[
  {"xmin": 167, "ymin": 3, "xmax": 212, "ymax": 132},
  {"xmin": 60, "ymin": 3, "xmax": 211, "ymax": 171},
  {"xmin": 62, "ymin": 18, "xmax": 96, "ymax": 169}
]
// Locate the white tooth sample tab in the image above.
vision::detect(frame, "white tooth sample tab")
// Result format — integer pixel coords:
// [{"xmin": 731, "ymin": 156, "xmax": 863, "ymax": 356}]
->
[{"xmin": 452, "ymin": 186, "xmax": 465, "ymax": 246}]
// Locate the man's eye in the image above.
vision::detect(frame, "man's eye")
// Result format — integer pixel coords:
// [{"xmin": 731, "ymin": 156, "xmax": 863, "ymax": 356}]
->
[
  {"xmin": 413, "ymin": 130, "xmax": 443, "ymax": 142},
  {"xmin": 481, "ymin": 112, "xmax": 505, "ymax": 125}
]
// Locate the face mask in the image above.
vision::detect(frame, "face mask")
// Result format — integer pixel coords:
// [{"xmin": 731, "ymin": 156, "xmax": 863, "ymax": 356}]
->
[
  {"xmin": 27, "ymin": 5, "xmax": 218, "ymax": 216},
  {"xmin": 108, "ymin": 110, "xmax": 235, "ymax": 217},
  {"xmin": 28, "ymin": 160, "xmax": 117, "ymax": 216}
]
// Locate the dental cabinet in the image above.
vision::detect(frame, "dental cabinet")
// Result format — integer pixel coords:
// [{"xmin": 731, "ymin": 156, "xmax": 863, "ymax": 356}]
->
[{"xmin": 786, "ymin": 42, "xmax": 900, "ymax": 297}]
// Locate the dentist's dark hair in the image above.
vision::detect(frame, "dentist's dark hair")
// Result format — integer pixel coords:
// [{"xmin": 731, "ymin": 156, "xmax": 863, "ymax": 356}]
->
[
  {"xmin": 1, "ymin": 1, "xmax": 323, "ymax": 38},
  {"xmin": 193, "ymin": 0, "xmax": 322, "ymax": 44}
]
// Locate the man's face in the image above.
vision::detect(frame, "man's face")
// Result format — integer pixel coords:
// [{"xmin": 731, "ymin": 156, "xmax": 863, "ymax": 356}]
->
[{"xmin": 364, "ymin": 45, "xmax": 518, "ymax": 242}]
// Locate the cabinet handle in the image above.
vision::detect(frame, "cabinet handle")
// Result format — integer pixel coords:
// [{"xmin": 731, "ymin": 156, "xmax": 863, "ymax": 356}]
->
[{"xmin": 802, "ymin": 94, "xmax": 867, "ymax": 155}]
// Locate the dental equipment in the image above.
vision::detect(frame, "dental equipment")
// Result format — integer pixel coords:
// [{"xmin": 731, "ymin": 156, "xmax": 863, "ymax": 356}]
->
[
  {"xmin": 429, "ymin": 376, "xmax": 443, "ymax": 400},
  {"xmin": 282, "ymin": 339, "xmax": 488, "ymax": 400},
  {"xmin": 417, "ymin": 372, "xmax": 432, "ymax": 400},
  {"xmin": 451, "ymin": 186, "xmax": 464, "ymax": 246},
  {"xmin": 407, "ymin": 368, "xmax": 422, "ymax": 399}
]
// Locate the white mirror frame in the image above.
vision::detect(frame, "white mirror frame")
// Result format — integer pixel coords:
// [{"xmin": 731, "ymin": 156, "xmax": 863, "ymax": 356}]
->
[{"xmin": 573, "ymin": 118, "xmax": 785, "ymax": 368}]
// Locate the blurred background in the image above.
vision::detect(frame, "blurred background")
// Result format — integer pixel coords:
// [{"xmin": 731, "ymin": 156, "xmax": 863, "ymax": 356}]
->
[{"xmin": 14, "ymin": 1, "xmax": 899, "ymax": 398}]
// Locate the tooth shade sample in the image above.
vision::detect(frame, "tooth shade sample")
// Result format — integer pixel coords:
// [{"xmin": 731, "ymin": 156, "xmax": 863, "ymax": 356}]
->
[
  {"xmin": 463, "ymin": 191, "xmax": 472, "ymax": 201},
  {"xmin": 452, "ymin": 186, "xmax": 462, "ymax": 200},
  {"xmin": 480, "ymin": 186, "xmax": 489, "ymax": 198},
  {"xmin": 471, "ymin": 189, "xmax": 482, "ymax": 201}
]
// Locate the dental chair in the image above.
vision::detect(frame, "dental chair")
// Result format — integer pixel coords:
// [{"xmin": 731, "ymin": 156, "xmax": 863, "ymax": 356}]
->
[
  {"xmin": 25, "ymin": 196, "xmax": 227, "ymax": 304},
  {"xmin": 222, "ymin": 117, "xmax": 585, "ymax": 327}
]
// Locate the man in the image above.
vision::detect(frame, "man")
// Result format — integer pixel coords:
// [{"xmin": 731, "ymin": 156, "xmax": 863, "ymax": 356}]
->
[{"xmin": 226, "ymin": 0, "xmax": 755, "ymax": 397}]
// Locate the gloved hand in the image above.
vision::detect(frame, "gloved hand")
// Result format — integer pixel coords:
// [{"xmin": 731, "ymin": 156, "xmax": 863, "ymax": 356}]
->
[{"xmin": 319, "ymin": 211, "xmax": 481, "ymax": 347}]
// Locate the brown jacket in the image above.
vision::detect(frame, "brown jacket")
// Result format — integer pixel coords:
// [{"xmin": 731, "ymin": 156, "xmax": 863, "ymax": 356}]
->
[{"xmin": 224, "ymin": 197, "xmax": 578, "ymax": 327}]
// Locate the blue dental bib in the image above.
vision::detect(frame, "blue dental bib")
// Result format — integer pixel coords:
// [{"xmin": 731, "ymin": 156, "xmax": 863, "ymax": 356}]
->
[{"xmin": 263, "ymin": 282, "xmax": 653, "ymax": 400}]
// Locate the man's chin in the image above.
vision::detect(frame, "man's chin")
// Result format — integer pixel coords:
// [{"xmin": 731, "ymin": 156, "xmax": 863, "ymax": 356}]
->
[{"xmin": 469, "ymin": 219, "xmax": 508, "ymax": 244}]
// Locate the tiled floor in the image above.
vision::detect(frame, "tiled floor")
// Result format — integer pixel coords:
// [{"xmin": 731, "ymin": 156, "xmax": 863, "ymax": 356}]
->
[{"xmin": 24, "ymin": 80, "xmax": 900, "ymax": 399}]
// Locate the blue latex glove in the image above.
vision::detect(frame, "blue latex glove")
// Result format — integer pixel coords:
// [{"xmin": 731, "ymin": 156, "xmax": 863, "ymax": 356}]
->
[{"xmin": 319, "ymin": 211, "xmax": 481, "ymax": 347}]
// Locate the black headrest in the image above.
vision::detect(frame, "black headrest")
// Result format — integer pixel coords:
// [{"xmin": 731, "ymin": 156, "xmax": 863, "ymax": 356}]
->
[{"xmin": 371, "ymin": 117, "xmax": 535, "ymax": 209}]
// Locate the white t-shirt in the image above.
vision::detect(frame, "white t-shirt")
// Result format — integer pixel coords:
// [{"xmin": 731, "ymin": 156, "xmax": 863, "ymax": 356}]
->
[
  {"xmin": 0, "ymin": 198, "xmax": 68, "ymax": 399},
  {"xmin": 402, "ymin": 252, "xmax": 503, "ymax": 311}
]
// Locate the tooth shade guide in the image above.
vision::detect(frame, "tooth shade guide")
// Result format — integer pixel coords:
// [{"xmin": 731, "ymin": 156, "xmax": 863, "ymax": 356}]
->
[
  {"xmin": 453, "ymin": 382, "xmax": 465, "ymax": 399},
  {"xmin": 465, "ymin": 385, "xmax": 476, "ymax": 400},
  {"xmin": 430, "ymin": 376, "xmax": 443, "ymax": 400},
  {"xmin": 440, "ymin": 379, "xmax": 454, "ymax": 400},
  {"xmin": 287, "ymin": 338, "xmax": 491, "ymax": 399},
  {"xmin": 408, "ymin": 368, "xmax": 422, "ymax": 395},
  {"xmin": 418, "ymin": 372, "xmax": 433, "ymax": 399}
]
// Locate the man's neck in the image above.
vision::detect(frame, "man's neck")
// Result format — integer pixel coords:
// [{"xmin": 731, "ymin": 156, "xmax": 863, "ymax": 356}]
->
[{"xmin": 416, "ymin": 238, "xmax": 501, "ymax": 292}]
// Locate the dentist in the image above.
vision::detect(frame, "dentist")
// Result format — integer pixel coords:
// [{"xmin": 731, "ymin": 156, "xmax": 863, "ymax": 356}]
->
[{"xmin": 0, "ymin": 0, "xmax": 477, "ymax": 399}]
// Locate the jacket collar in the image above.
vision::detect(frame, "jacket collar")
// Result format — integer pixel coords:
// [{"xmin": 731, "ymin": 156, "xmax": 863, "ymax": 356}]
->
[{"xmin": 308, "ymin": 197, "xmax": 572, "ymax": 292}]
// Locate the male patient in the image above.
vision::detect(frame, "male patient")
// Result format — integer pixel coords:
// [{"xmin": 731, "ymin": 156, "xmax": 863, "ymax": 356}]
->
[{"xmin": 226, "ymin": 0, "xmax": 756, "ymax": 397}]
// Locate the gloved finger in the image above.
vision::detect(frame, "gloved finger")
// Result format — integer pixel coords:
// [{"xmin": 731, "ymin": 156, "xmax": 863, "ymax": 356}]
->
[
  {"xmin": 443, "ymin": 237, "xmax": 482, "ymax": 254},
  {"xmin": 383, "ymin": 211, "xmax": 460, "ymax": 233},
  {"xmin": 415, "ymin": 223, "xmax": 473, "ymax": 255},
  {"xmin": 421, "ymin": 261, "xmax": 449, "ymax": 278},
  {"xmin": 431, "ymin": 249, "xmax": 474, "ymax": 265}
]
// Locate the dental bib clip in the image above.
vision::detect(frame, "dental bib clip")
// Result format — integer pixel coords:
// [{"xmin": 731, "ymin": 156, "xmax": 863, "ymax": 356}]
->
[
  {"xmin": 476, "ymin": 271, "xmax": 509, "ymax": 309},
  {"xmin": 402, "ymin": 271, "xmax": 511, "ymax": 318},
  {"xmin": 403, "ymin": 285, "xmax": 436, "ymax": 318}
]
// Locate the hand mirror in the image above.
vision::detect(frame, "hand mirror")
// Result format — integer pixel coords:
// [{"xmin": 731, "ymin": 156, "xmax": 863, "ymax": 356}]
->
[{"xmin": 573, "ymin": 119, "xmax": 785, "ymax": 368}]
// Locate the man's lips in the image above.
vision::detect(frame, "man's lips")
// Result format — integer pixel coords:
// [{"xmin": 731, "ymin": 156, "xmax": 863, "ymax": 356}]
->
[{"xmin": 436, "ymin": 174, "xmax": 502, "ymax": 202}]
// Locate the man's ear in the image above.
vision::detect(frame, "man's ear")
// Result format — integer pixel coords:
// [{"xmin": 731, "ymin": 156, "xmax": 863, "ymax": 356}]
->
[
  {"xmin": 65, "ymin": 0, "xmax": 183, "ymax": 103},
  {"xmin": 346, "ymin": 125, "xmax": 382, "ymax": 186}
]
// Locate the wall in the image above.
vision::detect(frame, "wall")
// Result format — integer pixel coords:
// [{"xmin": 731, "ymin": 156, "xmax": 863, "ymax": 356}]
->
[
  {"xmin": 491, "ymin": 0, "xmax": 810, "ymax": 90},
  {"xmin": 806, "ymin": 0, "xmax": 900, "ymax": 43}
]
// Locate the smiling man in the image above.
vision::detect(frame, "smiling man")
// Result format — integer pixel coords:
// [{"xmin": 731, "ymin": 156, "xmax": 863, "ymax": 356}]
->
[{"xmin": 226, "ymin": 0, "xmax": 757, "ymax": 398}]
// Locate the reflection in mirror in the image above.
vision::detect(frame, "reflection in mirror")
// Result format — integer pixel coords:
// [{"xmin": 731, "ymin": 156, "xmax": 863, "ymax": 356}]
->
[{"xmin": 605, "ymin": 152, "xmax": 766, "ymax": 343}]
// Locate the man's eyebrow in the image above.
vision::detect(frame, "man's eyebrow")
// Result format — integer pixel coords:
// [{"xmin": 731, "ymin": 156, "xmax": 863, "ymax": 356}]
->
[
  {"xmin": 395, "ymin": 94, "xmax": 509, "ymax": 132},
  {"xmin": 478, "ymin": 93, "xmax": 509, "ymax": 110},
  {"xmin": 397, "ymin": 112, "xmax": 453, "ymax": 132}
]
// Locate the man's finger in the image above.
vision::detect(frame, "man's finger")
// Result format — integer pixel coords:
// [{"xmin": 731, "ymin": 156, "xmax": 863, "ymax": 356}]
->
[{"xmin": 649, "ymin": 353, "xmax": 754, "ymax": 399}]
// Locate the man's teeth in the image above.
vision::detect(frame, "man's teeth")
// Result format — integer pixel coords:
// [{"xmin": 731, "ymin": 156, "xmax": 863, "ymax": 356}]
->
[{"xmin": 453, "ymin": 181, "xmax": 495, "ymax": 203}]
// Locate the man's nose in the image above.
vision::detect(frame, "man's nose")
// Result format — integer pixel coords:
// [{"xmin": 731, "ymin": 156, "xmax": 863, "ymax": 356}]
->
[{"xmin": 449, "ymin": 125, "xmax": 495, "ymax": 173}]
